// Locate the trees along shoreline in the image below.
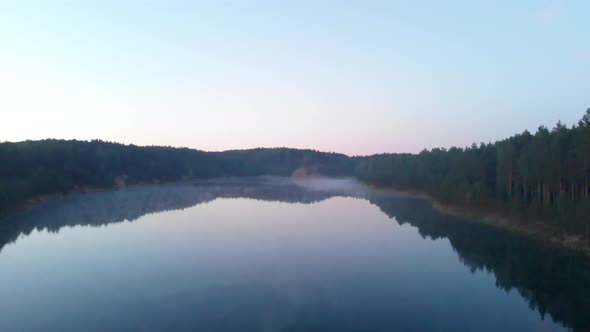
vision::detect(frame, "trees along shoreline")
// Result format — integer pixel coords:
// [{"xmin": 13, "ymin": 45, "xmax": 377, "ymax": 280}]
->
[{"xmin": 2, "ymin": 109, "xmax": 590, "ymax": 252}]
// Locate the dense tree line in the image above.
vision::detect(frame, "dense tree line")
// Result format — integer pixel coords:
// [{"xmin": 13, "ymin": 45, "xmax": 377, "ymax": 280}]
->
[
  {"xmin": 2, "ymin": 111, "xmax": 590, "ymax": 237},
  {"xmin": 355, "ymin": 109, "xmax": 590, "ymax": 236},
  {"xmin": 0, "ymin": 139, "xmax": 351, "ymax": 212}
]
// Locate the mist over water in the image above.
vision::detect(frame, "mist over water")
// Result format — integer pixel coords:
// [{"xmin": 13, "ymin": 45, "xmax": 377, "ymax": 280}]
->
[{"xmin": 0, "ymin": 178, "xmax": 587, "ymax": 332}]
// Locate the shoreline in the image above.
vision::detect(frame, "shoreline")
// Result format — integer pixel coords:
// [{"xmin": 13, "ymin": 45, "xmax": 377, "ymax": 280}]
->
[
  {"xmin": 2, "ymin": 177, "xmax": 223, "ymax": 216},
  {"xmin": 1, "ymin": 175, "xmax": 306, "ymax": 216},
  {"xmin": 369, "ymin": 184, "xmax": 590, "ymax": 257},
  {"xmin": 5, "ymin": 177, "xmax": 590, "ymax": 256}
]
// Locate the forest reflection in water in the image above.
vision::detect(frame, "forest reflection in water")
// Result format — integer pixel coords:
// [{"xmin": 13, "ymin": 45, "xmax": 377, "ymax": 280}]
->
[{"xmin": 0, "ymin": 177, "xmax": 589, "ymax": 332}]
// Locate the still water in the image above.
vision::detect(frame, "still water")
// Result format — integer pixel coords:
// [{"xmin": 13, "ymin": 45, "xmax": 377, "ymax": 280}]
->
[{"xmin": 0, "ymin": 178, "xmax": 588, "ymax": 332}]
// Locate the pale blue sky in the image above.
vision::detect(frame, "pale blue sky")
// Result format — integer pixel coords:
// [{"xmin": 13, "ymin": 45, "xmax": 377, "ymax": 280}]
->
[{"xmin": 1, "ymin": 1, "xmax": 588, "ymax": 155}]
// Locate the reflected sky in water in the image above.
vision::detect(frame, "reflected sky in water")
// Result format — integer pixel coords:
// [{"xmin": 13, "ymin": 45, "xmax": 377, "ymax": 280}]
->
[{"xmin": 0, "ymin": 178, "xmax": 587, "ymax": 331}]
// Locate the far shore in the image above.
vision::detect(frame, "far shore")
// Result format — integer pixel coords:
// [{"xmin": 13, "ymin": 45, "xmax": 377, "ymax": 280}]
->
[{"xmin": 2, "ymin": 175, "xmax": 311, "ymax": 216}]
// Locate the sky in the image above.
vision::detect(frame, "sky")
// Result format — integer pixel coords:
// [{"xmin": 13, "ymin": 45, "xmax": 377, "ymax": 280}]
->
[{"xmin": 1, "ymin": 1, "xmax": 589, "ymax": 156}]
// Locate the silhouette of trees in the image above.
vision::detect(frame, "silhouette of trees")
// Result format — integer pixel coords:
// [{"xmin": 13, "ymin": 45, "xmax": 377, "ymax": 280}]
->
[
  {"xmin": 355, "ymin": 109, "xmax": 590, "ymax": 235},
  {"xmin": 0, "ymin": 140, "xmax": 351, "ymax": 212}
]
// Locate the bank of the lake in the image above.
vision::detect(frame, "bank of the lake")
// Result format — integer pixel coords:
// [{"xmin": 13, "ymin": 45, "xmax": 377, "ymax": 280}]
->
[
  {"xmin": 2, "ymin": 175, "xmax": 325, "ymax": 217},
  {"xmin": 368, "ymin": 184, "xmax": 590, "ymax": 257}
]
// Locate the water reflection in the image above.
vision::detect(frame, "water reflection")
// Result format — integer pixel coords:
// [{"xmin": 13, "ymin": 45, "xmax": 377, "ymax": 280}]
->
[{"xmin": 1, "ymin": 177, "xmax": 589, "ymax": 331}]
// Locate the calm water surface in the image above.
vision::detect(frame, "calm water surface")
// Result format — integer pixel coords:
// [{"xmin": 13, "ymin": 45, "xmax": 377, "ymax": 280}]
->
[{"xmin": 0, "ymin": 178, "xmax": 589, "ymax": 332}]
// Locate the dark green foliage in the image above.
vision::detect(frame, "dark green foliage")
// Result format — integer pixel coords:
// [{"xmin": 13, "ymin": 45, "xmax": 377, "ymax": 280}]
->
[
  {"xmin": 0, "ymin": 140, "xmax": 351, "ymax": 212},
  {"xmin": 355, "ymin": 109, "xmax": 590, "ymax": 236},
  {"xmin": 214, "ymin": 148, "xmax": 353, "ymax": 177}
]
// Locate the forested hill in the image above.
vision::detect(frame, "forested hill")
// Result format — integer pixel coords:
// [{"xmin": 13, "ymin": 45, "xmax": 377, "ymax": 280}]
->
[
  {"xmin": 355, "ymin": 109, "xmax": 590, "ymax": 236},
  {"xmin": 2, "ymin": 110, "xmax": 590, "ymax": 239},
  {"xmin": 0, "ymin": 140, "xmax": 352, "ymax": 211}
]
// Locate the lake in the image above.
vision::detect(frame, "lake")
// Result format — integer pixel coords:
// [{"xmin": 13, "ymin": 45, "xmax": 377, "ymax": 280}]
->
[{"xmin": 0, "ymin": 178, "xmax": 588, "ymax": 332}]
